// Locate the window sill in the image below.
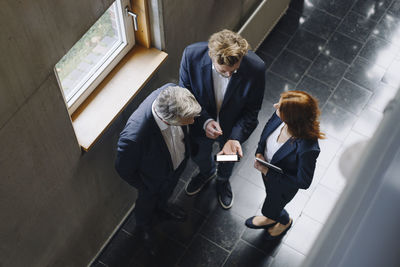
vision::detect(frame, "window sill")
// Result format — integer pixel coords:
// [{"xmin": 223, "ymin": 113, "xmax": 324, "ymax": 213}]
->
[{"xmin": 71, "ymin": 45, "xmax": 168, "ymax": 151}]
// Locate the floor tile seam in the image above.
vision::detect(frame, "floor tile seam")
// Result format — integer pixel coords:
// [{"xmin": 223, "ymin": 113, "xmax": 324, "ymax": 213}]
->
[
  {"xmin": 308, "ymin": 5, "xmax": 352, "ymax": 63},
  {"xmin": 281, "ymin": 241, "xmax": 309, "ymax": 258},
  {"xmin": 376, "ymin": 1, "xmax": 400, "ymax": 24},
  {"xmin": 345, "ymin": 60, "xmax": 388, "ymax": 87},
  {"xmin": 321, "ymin": 96, "xmax": 361, "ymax": 134},
  {"xmin": 174, "ymin": 236, "xmax": 194, "ymax": 266},
  {"xmin": 280, "ymin": 48, "xmax": 314, "ymax": 64},
  {"xmin": 270, "ymin": 24, "xmax": 302, "ymax": 73},
  {"xmin": 229, "ymin": 207, "xmax": 249, "ymax": 220},
  {"xmin": 336, "ymin": 14, "xmax": 377, "ymax": 43},
  {"xmin": 221, "ymin": 229, "xmax": 246, "ymax": 267},
  {"xmin": 121, "ymin": 228, "xmax": 132, "ymax": 236},
  {"xmin": 257, "ymin": 49, "xmax": 275, "ymax": 61},
  {"xmin": 293, "ymin": 26, "xmax": 332, "ymax": 43},
  {"xmin": 268, "ymin": 69, "xmax": 300, "ymax": 86},
  {"xmin": 350, "ymin": 4, "xmax": 389, "ymax": 23},
  {"xmin": 295, "ymin": 213, "xmax": 325, "ymax": 228},
  {"xmin": 369, "ymin": 30, "xmax": 400, "ymax": 50},
  {"xmin": 124, "ymin": 223, "xmax": 189, "ymax": 250},
  {"xmin": 236, "ymin": 172, "xmax": 266, "ymax": 190},
  {"xmin": 285, "ymin": 44, "xmax": 324, "ymax": 63},
  {"xmin": 369, "ymin": 18, "xmax": 400, "ymax": 51},
  {"xmin": 316, "ymin": 155, "xmax": 336, "ymax": 173},
  {"xmin": 295, "ymin": 12, "xmax": 347, "ymax": 89},
  {"xmin": 320, "ymin": 23, "xmax": 374, "ymax": 111},
  {"xmin": 220, "ymin": 227, "xmax": 249, "ymax": 266},
  {"xmin": 365, "ymin": 103, "xmax": 385, "ymax": 114},
  {"xmin": 97, "ymin": 260, "xmax": 109, "ymax": 267},
  {"xmin": 197, "ymin": 232, "xmax": 232, "ymax": 254},
  {"xmin": 314, "ymin": 3, "xmax": 353, "ymax": 21},
  {"xmin": 301, "ymin": 203, "xmax": 339, "ymax": 226},
  {"xmin": 294, "ymin": 55, "xmax": 321, "ymax": 89},
  {"xmin": 238, "ymin": 237, "xmax": 275, "ymax": 257},
  {"xmin": 339, "ymin": 78, "xmax": 375, "ymax": 111},
  {"xmin": 333, "ymin": 28, "xmax": 370, "ymax": 46},
  {"xmin": 300, "ymin": 72, "xmax": 337, "ymax": 92},
  {"xmin": 350, "ymin": 125, "xmax": 376, "ymax": 139},
  {"xmin": 358, "ymin": 38, "xmax": 400, "ymax": 70},
  {"xmin": 311, "ymin": 182, "xmax": 341, "ymax": 200}
]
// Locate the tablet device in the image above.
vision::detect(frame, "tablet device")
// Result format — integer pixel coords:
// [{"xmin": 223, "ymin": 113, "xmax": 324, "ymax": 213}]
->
[
  {"xmin": 255, "ymin": 158, "xmax": 283, "ymax": 174},
  {"xmin": 215, "ymin": 154, "xmax": 240, "ymax": 162}
]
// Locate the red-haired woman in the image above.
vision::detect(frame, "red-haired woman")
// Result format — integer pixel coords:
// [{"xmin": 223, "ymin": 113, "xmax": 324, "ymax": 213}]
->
[{"xmin": 245, "ymin": 91, "xmax": 325, "ymax": 239}]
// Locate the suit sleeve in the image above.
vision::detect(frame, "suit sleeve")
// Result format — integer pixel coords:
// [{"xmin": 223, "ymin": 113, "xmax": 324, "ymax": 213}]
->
[
  {"xmin": 266, "ymin": 149, "xmax": 320, "ymax": 190},
  {"xmin": 179, "ymin": 47, "xmax": 213, "ymax": 129},
  {"xmin": 179, "ymin": 47, "xmax": 192, "ymax": 91},
  {"xmin": 229, "ymin": 65, "xmax": 266, "ymax": 143},
  {"xmin": 115, "ymin": 137, "xmax": 142, "ymax": 188}
]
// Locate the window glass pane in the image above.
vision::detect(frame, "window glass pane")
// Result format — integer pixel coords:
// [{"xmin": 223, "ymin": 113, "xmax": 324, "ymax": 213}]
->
[{"xmin": 55, "ymin": 2, "xmax": 123, "ymax": 101}]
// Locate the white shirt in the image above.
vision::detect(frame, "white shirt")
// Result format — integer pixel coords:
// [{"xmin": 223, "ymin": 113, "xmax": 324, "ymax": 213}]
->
[
  {"xmin": 152, "ymin": 102, "xmax": 185, "ymax": 170},
  {"xmin": 264, "ymin": 123, "xmax": 285, "ymax": 162},
  {"xmin": 203, "ymin": 64, "xmax": 230, "ymax": 129}
]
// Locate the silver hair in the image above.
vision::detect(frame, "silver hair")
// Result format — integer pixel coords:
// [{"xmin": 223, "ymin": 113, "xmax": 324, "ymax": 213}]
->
[{"xmin": 154, "ymin": 85, "xmax": 201, "ymax": 125}]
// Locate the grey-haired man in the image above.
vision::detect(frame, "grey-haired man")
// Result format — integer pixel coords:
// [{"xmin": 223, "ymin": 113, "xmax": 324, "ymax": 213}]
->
[{"xmin": 115, "ymin": 83, "xmax": 201, "ymax": 250}]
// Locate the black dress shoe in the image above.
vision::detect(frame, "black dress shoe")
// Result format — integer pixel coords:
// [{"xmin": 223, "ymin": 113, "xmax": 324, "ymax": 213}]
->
[
  {"xmin": 245, "ymin": 216, "xmax": 277, "ymax": 229},
  {"xmin": 217, "ymin": 180, "xmax": 234, "ymax": 209},
  {"xmin": 265, "ymin": 219, "xmax": 293, "ymax": 241},
  {"xmin": 158, "ymin": 203, "xmax": 187, "ymax": 222},
  {"xmin": 185, "ymin": 172, "xmax": 217, "ymax": 195}
]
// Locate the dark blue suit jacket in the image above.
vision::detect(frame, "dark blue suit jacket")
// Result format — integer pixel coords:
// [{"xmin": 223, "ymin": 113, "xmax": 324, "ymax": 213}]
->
[
  {"xmin": 115, "ymin": 83, "xmax": 190, "ymax": 193},
  {"xmin": 256, "ymin": 113, "xmax": 320, "ymax": 190},
  {"xmin": 179, "ymin": 42, "xmax": 266, "ymax": 143}
]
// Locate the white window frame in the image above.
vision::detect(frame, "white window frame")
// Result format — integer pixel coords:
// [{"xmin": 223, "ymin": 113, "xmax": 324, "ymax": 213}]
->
[{"xmin": 55, "ymin": 0, "xmax": 135, "ymax": 114}]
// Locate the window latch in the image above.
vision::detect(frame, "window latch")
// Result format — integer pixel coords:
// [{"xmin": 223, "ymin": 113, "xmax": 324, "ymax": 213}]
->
[{"xmin": 125, "ymin": 7, "xmax": 138, "ymax": 31}]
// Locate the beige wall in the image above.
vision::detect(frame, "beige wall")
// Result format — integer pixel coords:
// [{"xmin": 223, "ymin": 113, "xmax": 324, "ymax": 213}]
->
[{"xmin": 0, "ymin": 0, "xmax": 261, "ymax": 265}]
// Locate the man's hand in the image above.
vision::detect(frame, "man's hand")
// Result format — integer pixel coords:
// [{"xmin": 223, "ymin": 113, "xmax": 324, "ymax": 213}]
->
[
  {"xmin": 218, "ymin": 140, "xmax": 243, "ymax": 158},
  {"xmin": 254, "ymin": 153, "xmax": 269, "ymax": 175},
  {"xmin": 205, "ymin": 120, "xmax": 223, "ymax": 139}
]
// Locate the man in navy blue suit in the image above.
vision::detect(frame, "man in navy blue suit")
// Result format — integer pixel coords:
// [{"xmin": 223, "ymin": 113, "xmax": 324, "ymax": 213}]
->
[
  {"xmin": 115, "ymin": 83, "xmax": 201, "ymax": 249},
  {"xmin": 179, "ymin": 29, "xmax": 266, "ymax": 209}
]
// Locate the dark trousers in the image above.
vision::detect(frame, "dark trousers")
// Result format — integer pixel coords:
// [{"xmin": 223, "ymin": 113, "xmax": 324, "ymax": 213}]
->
[
  {"xmin": 261, "ymin": 174, "xmax": 297, "ymax": 225},
  {"xmin": 191, "ymin": 135, "xmax": 235, "ymax": 182},
  {"xmin": 134, "ymin": 160, "xmax": 186, "ymax": 228}
]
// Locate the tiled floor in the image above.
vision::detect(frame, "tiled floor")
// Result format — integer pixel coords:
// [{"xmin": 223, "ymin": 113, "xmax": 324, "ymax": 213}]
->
[{"xmin": 92, "ymin": 0, "xmax": 400, "ymax": 266}]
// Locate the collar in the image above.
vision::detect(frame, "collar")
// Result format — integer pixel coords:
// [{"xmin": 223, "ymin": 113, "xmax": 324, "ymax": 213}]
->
[
  {"xmin": 152, "ymin": 101, "xmax": 169, "ymax": 131},
  {"xmin": 211, "ymin": 63, "xmax": 233, "ymax": 79}
]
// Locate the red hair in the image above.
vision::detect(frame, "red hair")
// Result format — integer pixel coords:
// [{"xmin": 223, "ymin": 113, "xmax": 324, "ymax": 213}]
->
[{"xmin": 279, "ymin": 91, "xmax": 325, "ymax": 140}]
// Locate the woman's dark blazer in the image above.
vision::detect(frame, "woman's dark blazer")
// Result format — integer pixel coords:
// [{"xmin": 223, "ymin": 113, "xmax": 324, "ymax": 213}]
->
[{"xmin": 256, "ymin": 112, "xmax": 320, "ymax": 191}]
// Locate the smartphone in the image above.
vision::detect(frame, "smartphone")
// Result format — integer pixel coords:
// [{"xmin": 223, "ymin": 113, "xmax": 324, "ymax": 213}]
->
[
  {"xmin": 255, "ymin": 157, "xmax": 283, "ymax": 174},
  {"xmin": 214, "ymin": 154, "xmax": 240, "ymax": 162}
]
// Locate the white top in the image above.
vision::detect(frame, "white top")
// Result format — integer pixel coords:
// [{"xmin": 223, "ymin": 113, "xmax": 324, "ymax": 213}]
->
[
  {"xmin": 203, "ymin": 64, "xmax": 231, "ymax": 129},
  {"xmin": 152, "ymin": 101, "xmax": 185, "ymax": 170},
  {"xmin": 264, "ymin": 122, "xmax": 285, "ymax": 162}
]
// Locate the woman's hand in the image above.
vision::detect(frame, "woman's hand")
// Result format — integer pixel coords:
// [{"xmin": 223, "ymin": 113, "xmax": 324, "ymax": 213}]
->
[{"xmin": 254, "ymin": 153, "xmax": 269, "ymax": 175}]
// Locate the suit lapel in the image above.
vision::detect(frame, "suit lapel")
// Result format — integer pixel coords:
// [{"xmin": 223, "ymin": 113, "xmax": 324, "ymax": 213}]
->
[
  {"xmin": 263, "ymin": 114, "xmax": 282, "ymax": 141},
  {"xmin": 182, "ymin": 125, "xmax": 190, "ymax": 158},
  {"xmin": 201, "ymin": 60, "xmax": 217, "ymax": 115},
  {"xmin": 271, "ymin": 138, "xmax": 297, "ymax": 164},
  {"xmin": 221, "ymin": 73, "xmax": 243, "ymax": 109},
  {"xmin": 149, "ymin": 116, "xmax": 174, "ymax": 170}
]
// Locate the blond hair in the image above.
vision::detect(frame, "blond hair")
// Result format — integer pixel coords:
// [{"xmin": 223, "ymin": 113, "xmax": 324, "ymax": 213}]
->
[{"xmin": 208, "ymin": 29, "xmax": 249, "ymax": 67}]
